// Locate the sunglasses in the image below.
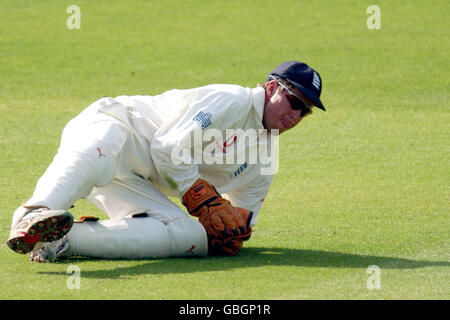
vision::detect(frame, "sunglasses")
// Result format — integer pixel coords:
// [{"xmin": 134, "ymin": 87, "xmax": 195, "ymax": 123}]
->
[{"xmin": 269, "ymin": 75, "xmax": 313, "ymax": 118}]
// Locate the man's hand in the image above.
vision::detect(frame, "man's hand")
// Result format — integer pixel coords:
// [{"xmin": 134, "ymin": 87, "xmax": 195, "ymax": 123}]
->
[
  {"xmin": 182, "ymin": 179, "xmax": 253, "ymax": 241},
  {"xmin": 208, "ymin": 237, "xmax": 243, "ymax": 256}
]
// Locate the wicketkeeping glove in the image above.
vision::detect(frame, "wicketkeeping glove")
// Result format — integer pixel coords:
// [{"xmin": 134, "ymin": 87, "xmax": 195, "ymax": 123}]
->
[
  {"xmin": 208, "ymin": 237, "xmax": 244, "ymax": 256},
  {"xmin": 182, "ymin": 179, "xmax": 253, "ymax": 241}
]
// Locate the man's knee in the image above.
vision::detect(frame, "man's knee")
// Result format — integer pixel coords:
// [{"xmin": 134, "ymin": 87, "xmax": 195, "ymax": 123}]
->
[{"xmin": 166, "ymin": 217, "xmax": 208, "ymax": 257}]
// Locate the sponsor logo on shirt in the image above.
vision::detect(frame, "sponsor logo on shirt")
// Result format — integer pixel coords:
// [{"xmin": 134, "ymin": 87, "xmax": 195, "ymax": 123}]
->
[
  {"xmin": 193, "ymin": 111, "xmax": 212, "ymax": 129},
  {"xmin": 216, "ymin": 134, "xmax": 237, "ymax": 153},
  {"xmin": 233, "ymin": 162, "xmax": 248, "ymax": 177},
  {"xmin": 171, "ymin": 128, "xmax": 279, "ymax": 176}
]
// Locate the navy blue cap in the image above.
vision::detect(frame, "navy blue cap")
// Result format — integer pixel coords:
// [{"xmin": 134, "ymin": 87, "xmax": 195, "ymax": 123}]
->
[{"xmin": 269, "ymin": 61, "xmax": 325, "ymax": 111}]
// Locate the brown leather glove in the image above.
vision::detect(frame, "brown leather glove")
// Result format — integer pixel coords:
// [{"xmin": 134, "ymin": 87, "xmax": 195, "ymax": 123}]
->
[
  {"xmin": 208, "ymin": 237, "xmax": 244, "ymax": 256},
  {"xmin": 182, "ymin": 179, "xmax": 253, "ymax": 241}
]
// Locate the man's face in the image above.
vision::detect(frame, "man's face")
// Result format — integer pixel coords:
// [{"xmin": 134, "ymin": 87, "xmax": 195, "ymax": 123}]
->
[{"xmin": 262, "ymin": 80, "xmax": 313, "ymax": 134}]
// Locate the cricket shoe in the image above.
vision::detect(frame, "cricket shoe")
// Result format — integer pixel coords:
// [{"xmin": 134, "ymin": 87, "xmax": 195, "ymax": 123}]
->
[
  {"xmin": 30, "ymin": 235, "xmax": 71, "ymax": 262},
  {"xmin": 7, "ymin": 207, "xmax": 74, "ymax": 254}
]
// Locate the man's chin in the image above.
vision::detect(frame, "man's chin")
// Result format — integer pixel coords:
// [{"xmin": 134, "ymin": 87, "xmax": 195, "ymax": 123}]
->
[{"xmin": 262, "ymin": 122, "xmax": 282, "ymax": 135}]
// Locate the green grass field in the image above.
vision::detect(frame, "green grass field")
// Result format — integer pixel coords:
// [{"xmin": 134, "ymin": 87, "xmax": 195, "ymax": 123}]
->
[{"xmin": 0, "ymin": 0, "xmax": 448, "ymax": 300}]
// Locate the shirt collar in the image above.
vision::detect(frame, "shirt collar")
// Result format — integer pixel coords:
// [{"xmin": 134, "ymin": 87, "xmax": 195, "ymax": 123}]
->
[{"xmin": 251, "ymin": 87, "xmax": 265, "ymax": 129}]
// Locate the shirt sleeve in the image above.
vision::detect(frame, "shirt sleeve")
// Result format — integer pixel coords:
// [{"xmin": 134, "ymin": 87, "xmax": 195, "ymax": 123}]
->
[{"xmin": 149, "ymin": 85, "xmax": 252, "ymax": 197}]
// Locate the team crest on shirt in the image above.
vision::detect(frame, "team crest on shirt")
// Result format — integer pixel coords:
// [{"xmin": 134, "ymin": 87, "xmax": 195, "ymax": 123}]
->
[{"xmin": 193, "ymin": 111, "xmax": 212, "ymax": 129}]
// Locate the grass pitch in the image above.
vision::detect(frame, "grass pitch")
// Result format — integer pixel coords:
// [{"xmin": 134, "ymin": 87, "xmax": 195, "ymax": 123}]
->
[{"xmin": 0, "ymin": 0, "xmax": 448, "ymax": 299}]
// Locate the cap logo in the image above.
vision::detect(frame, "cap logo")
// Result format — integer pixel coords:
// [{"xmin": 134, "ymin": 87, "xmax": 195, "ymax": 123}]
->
[{"xmin": 312, "ymin": 71, "xmax": 321, "ymax": 91}]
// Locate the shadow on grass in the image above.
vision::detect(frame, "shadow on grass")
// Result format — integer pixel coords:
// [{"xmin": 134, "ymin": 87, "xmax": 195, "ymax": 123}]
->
[{"xmin": 38, "ymin": 247, "xmax": 450, "ymax": 279}]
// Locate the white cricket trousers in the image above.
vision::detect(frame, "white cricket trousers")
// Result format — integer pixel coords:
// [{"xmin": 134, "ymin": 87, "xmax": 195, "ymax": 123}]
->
[{"xmin": 14, "ymin": 98, "xmax": 207, "ymax": 258}]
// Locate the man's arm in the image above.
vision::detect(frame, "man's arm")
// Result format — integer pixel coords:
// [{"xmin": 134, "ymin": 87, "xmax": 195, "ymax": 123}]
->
[{"xmin": 149, "ymin": 85, "xmax": 252, "ymax": 196}]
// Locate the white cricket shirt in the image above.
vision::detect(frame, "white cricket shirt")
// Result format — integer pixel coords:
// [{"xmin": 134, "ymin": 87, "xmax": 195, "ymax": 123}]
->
[{"xmin": 103, "ymin": 85, "xmax": 275, "ymax": 226}]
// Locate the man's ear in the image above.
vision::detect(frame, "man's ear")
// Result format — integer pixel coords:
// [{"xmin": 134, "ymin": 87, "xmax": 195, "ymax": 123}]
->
[{"xmin": 266, "ymin": 80, "xmax": 278, "ymax": 97}]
